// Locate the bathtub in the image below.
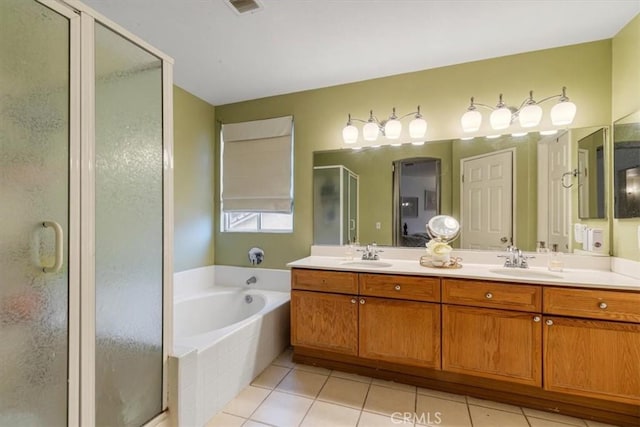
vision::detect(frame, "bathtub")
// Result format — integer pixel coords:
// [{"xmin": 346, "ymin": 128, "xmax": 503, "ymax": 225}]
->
[{"xmin": 170, "ymin": 266, "xmax": 291, "ymax": 427}]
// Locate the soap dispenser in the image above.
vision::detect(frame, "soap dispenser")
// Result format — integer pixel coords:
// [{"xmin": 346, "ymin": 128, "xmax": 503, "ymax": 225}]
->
[{"xmin": 547, "ymin": 244, "xmax": 564, "ymax": 272}]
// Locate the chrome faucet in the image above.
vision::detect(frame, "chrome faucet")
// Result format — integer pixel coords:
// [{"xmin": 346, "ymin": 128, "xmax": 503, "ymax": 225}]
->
[
  {"xmin": 498, "ymin": 246, "xmax": 534, "ymax": 268},
  {"xmin": 358, "ymin": 243, "xmax": 382, "ymax": 261},
  {"xmin": 246, "ymin": 276, "xmax": 257, "ymax": 285}
]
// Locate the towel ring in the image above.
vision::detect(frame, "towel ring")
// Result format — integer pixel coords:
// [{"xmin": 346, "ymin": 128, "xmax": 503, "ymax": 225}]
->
[{"xmin": 561, "ymin": 169, "xmax": 580, "ymax": 188}]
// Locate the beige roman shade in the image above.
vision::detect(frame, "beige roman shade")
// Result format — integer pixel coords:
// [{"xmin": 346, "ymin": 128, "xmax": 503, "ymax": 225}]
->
[{"xmin": 221, "ymin": 115, "xmax": 294, "ymax": 213}]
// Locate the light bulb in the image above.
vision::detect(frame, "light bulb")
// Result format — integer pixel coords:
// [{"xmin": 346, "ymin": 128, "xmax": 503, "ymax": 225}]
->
[
  {"xmin": 550, "ymin": 100, "xmax": 577, "ymax": 126},
  {"xmin": 363, "ymin": 122, "xmax": 379, "ymax": 141},
  {"xmin": 409, "ymin": 117, "xmax": 427, "ymax": 138},
  {"xmin": 342, "ymin": 124, "xmax": 358, "ymax": 144},
  {"xmin": 461, "ymin": 110, "xmax": 482, "ymax": 132},
  {"xmin": 384, "ymin": 119, "xmax": 402, "ymax": 139},
  {"xmin": 490, "ymin": 107, "xmax": 512, "ymax": 130},
  {"xmin": 519, "ymin": 103, "xmax": 543, "ymax": 128}
]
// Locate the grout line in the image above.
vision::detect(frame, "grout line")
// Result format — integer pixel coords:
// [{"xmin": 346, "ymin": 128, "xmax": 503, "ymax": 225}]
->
[{"xmin": 466, "ymin": 399, "xmax": 474, "ymax": 427}]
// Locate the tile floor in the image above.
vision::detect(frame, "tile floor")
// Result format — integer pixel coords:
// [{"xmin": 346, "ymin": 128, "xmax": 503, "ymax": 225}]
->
[{"xmin": 205, "ymin": 348, "xmax": 618, "ymax": 427}]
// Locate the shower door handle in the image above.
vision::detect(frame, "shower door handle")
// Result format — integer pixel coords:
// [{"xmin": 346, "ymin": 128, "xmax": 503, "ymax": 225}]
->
[{"xmin": 42, "ymin": 221, "xmax": 63, "ymax": 273}]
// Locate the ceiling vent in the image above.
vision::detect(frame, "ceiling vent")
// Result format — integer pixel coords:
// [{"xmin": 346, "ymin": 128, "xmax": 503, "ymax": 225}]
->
[{"xmin": 225, "ymin": 0, "xmax": 264, "ymax": 15}]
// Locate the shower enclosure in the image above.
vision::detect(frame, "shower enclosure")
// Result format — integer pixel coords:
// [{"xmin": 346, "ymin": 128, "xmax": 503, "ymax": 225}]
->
[{"xmin": 0, "ymin": 1, "xmax": 173, "ymax": 426}]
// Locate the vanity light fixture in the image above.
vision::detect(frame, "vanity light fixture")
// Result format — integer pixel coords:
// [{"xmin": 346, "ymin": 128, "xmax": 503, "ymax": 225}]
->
[
  {"xmin": 342, "ymin": 106, "xmax": 427, "ymax": 144},
  {"xmin": 460, "ymin": 87, "xmax": 576, "ymax": 133}
]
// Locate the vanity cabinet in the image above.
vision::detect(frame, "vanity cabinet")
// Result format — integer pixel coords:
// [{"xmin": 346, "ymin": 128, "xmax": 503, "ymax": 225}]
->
[
  {"xmin": 291, "ymin": 270, "xmax": 441, "ymax": 367},
  {"xmin": 291, "ymin": 270, "xmax": 358, "ymax": 355},
  {"xmin": 542, "ymin": 287, "xmax": 640, "ymax": 405},
  {"xmin": 359, "ymin": 274, "xmax": 441, "ymax": 368},
  {"xmin": 290, "ymin": 268, "xmax": 640, "ymax": 426},
  {"xmin": 441, "ymin": 279, "xmax": 543, "ymax": 386}
]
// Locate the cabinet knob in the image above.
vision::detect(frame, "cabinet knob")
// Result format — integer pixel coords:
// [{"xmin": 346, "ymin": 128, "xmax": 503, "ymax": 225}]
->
[
  {"xmin": 394, "ymin": 285, "xmax": 401, "ymax": 291},
  {"xmin": 359, "ymin": 299, "xmax": 365, "ymax": 305},
  {"xmin": 533, "ymin": 316, "xmax": 541, "ymax": 322},
  {"xmin": 350, "ymin": 298, "xmax": 356, "ymax": 304},
  {"xmin": 545, "ymin": 319, "xmax": 554, "ymax": 326},
  {"xmin": 599, "ymin": 302, "xmax": 608, "ymax": 310},
  {"xmin": 485, "ymin": 292, "xmax": 493, "ymax": 299}
]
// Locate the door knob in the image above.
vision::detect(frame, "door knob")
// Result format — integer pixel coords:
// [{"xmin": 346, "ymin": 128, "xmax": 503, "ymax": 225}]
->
[
  {"xmin": 394, "ymin": 285, "xmax": 401, "ymax": 291},
  {"xmin": 350, "ymin": 298, "xmax": 356, "ymax": 304},
  {"xmin": 485, "ymin": 292, "xmax": 493, "ymax": 299},
  {"xmin": 599, "ymin": 302, "xmax": 608, "ymax": 309},
  {"xmin": 359, "ymin": 299, "xmax": 365, "ymax": 304},
  {"xmin": 500, "ymin": 237, "xmax": 508, "ymax": 243},
  {"xmin": 545, "ymin": 319, "xmax": 554, "ymax": 326},
  {"xmin": 533, "ymin": 316, "xmax": 541, "ymax": 322}
]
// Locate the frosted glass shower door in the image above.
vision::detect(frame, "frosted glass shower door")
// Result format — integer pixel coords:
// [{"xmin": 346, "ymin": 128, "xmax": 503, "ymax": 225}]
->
[
  {"xmin": 94, "ymin": 22, "xmax": 164, "ymax": 426},
  {"xmin": 0, "ymin": 0, "xmax": 78, "ymax": 425}
]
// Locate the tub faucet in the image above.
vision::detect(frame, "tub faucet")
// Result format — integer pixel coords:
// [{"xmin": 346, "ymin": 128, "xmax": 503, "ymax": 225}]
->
[{"xmin": 246, "ymin": 276, "xmax": 257, "ymax": 285}]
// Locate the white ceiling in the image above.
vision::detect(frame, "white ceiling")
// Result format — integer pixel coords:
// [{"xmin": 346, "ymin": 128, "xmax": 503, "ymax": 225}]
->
[{"xmin": 82, "ymin": 0, "xmax": 639, "ymax": 106}]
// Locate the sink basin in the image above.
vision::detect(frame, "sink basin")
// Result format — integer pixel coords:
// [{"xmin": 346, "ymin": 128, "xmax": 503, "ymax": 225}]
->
[
  {"xmin": 489, "ymin": 268, "xmax": 562, "ymax": 280},
  {"xmin": 340, "ymin": 260, "xmax": 393, "ymax": 268}
]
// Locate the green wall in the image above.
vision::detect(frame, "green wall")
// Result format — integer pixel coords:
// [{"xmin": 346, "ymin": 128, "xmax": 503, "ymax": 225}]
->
[
  {"xmin": 612, "ymin": 14, "xmax": 640, "ymax": 260},
  {"xmin": 213, "ymin": 40, "xmax": 613, "ymax": 268},
  {"xmin": 173, "ymin": 86, "xmax": 216, "ymax": 272}
]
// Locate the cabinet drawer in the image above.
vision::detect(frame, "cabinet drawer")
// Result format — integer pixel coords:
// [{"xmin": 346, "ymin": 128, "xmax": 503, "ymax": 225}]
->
[
  {"xmin": 360, "ymin": 273, "xmax": 440, "ymax": 302},
  {"xmin": 442, "ymin": 279, "xmax": 541, "ymax": 312},
  {"xmin": 544, "ymin": 287, "xmax": 640, "ymax": 323},
  {"xmin": 291, "ymin": 269, "xmax": 358, "ymax": 294}
]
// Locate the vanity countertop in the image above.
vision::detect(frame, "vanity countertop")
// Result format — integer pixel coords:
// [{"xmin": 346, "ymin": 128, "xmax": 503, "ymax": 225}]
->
[{"xmin": 287, "ymin": 255, "xmax": 640, "ymax": 292}]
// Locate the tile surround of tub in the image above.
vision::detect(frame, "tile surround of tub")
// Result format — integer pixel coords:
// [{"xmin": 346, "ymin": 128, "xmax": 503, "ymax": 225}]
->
[{"xmin": 205, "ymin": 349, "xmax": 619, "ymax": 427}]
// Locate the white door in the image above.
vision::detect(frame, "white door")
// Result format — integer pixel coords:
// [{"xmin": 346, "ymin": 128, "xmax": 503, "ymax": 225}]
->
[
  {"xmin": 548, "ymin": 133, "xmax": 571, "ymax": 251},
  {"xmin": 461, "ymin": 150, "xmax": 513, "ymax": 250}
]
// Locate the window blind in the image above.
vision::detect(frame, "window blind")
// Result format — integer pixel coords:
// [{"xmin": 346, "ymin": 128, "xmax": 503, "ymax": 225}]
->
[{"xmin": 221, "ymin": 115, "xmax": 293, "ymax": 213}]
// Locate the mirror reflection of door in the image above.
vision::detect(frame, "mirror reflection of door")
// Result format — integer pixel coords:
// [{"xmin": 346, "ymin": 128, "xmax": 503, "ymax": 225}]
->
[
  {"xmin": 538, "ymin": 132, "xmax": 571, "ymax": 252},
  {"xmin": 577, "ymin": 128, "xmax": 606, "ymax": 219},
  {"xmin": 392, "ymin": 158, "xmax": 440, "ymax": 247},
  {"xmin": 578, "ymin": 148, "xmax": 589, "ymax": 218},
  {"xmin": 460, "ymin": 150, "xmax": 513, "ymax": 250}
]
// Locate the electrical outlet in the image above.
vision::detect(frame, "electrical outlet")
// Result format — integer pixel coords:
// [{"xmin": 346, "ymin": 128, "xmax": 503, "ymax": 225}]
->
[{"xmin": 376, "ymin": 222, "xmax": 381, "ymax": 230}]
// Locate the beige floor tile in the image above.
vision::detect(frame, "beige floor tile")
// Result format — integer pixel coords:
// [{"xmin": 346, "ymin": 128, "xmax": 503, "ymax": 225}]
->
[
  {"xmin": 528, "ymin": 417, "xmax": 588, "ymax": 427},
  {"xmin": 416, "ymin": 395, "xmax": 471, "ymax": 427},
  {"xmin": 416, "ymin": 387, "xmax": 466, "ymax": 403},
  {"xmin": 294, "ymin": 363, "xmax": 332, "ymax": 376},
  {"xmin": 358, "ymin": 411, "xmax": 414, "ymax": 426},
  {"xmin": 272, "ymin": 348, "xmax": 296, "ymax": 369},
  {"xmin": 243, "ymin": 420, "xmax": 274, "ymax": 427},
  {"xmin": 223, "ymin": 385, "xmax": 271, "ymax": 418},
  {"xmin": 469, "ymin": 405, "xmax": 529, "ymax": 427},
  {"xmin": 363, "ymin": 384, "xmax": 416, "ymax": 416},
  {"xmin": 317, "ymin": 376, "xmax": 371, "ymax": 409},
  {"xmin": 331, "ymin": 370, "xmax": 373, "ymax": 384},
  {"xmin": 300, "ymin": 400, "xmax": 362, "ymax": 427},
  {"xmin": 251, "ymin": 390, "xmax": 314, "ymax": 427},
  {"xmin": 205, "ymin": 412, "xmax": 245, "ymax": 427},
  {"xmin": 276, "ymin": 369, "xmax": 329, "ymax": 398},
  {"xmin": 584, "ymin": 421, "xmax": 620, "ymax": 427},
  {"xmin": 467, "ymin": 396, "xmax": 523, "ymax": 414},
  {"xmin": 523, "ymin": 408, "xmax": 587, "ymax": 426},
  {"xmin": 251, "ymin": 365, "xmax": 291, "ymax": 389},
  {"xmin": 371, "ymin": 378, "xmax": 417, "ymax": 393}
]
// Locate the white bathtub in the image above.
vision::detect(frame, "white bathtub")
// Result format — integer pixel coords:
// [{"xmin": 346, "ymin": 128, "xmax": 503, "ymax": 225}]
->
[{"xmin": 170, "ymin": 266, "xmax": 291, "ymax": 427}]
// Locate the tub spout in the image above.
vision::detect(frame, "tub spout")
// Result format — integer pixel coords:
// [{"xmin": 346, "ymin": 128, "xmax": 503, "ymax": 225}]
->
[{"xmin": 246, "ymin": 276, "xmax": 257, "ymax": 285}]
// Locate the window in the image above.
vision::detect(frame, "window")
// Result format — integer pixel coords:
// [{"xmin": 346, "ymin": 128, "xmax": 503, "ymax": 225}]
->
[{"xmin": 221, "ymin": 116, "xmax": 293, "ymax": 232}]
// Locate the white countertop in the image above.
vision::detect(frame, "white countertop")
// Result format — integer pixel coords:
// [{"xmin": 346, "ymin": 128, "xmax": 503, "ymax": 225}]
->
[{"xmin": 287, "ymin": 255, "xmax": 640, "ymax": 292}]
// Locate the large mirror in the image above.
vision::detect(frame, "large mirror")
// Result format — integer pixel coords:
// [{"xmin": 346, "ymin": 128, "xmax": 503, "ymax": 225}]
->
[
  {"xmin": 613, "ymin": 110, "xmax": 640, "ymax": 218},
  {"xmin": 313, "ymin": 126, "xmax": 609, "ymax": 254},
  {"xmin": 577, "ymin": 128, "xmax": 606, "ymax": 219}
]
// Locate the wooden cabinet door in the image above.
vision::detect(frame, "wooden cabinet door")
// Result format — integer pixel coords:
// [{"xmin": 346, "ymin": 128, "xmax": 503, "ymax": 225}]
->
[
  {"xmin": 544, "ymin": 316, "xmax": 640, "ymax": 405},
  {"xmin": 291, "ymin": 290, "xmax": 358, "ymax": 355},
  {"xmin": 442, "ymin": 305, "xmax": 542, "ymax": 386},
  {"xmin": 359, "ymin": 297, "xmax": 441, "ymax": 368}
]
